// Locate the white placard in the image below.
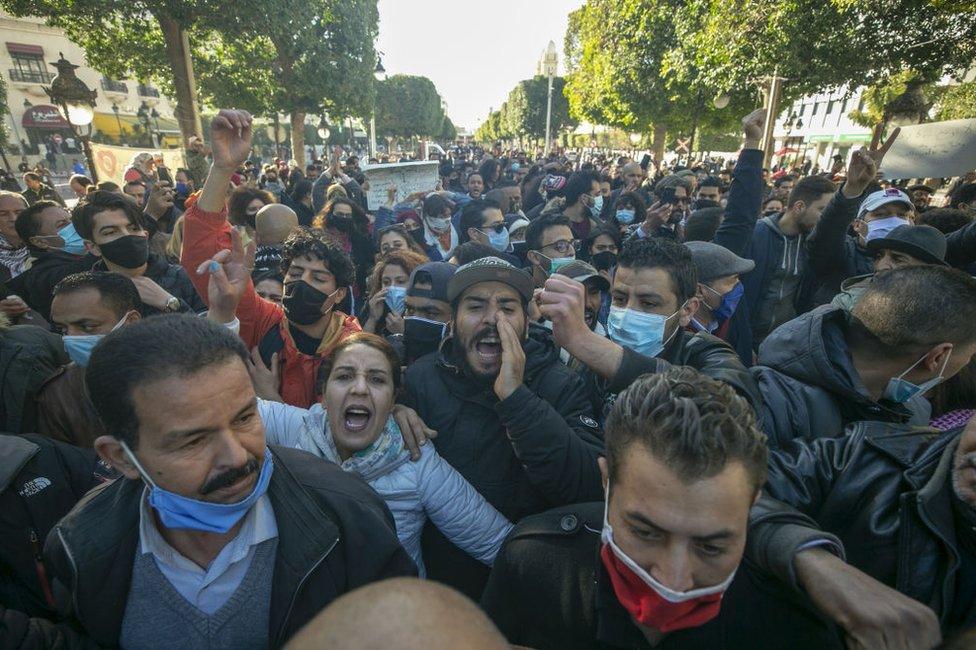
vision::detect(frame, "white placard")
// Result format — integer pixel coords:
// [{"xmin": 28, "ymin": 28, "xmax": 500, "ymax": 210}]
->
[
  {"xmin": 363, "ymin": 161, "xmax": 439, "ymax": 210},
  {"xmin": 881, "ymin": 118, "xmax": 976, "ymax": 180}
]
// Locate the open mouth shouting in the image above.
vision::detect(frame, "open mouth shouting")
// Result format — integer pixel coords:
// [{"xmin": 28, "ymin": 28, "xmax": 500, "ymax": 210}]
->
[
  {"xmin": 342, "ymin": 404, "xmax": 373, "ymax": 434},
  {"xmin": 475, "ymin": 331, "xmax": 502, "ymax": 366}
]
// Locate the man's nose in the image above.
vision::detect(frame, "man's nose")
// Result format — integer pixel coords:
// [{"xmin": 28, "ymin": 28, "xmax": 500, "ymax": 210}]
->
[{"xmin": 649, "ymin": 545, "xmax": 695, "ymax": 593}]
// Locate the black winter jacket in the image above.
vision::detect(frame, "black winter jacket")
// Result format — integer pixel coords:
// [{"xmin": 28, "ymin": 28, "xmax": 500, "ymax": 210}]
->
[
  {"xmin": 43, "ymin": 445, "xmax": 416, "ymax": 648},
  {"xmin": 751, "ymin": 305, "xmax": 926, "ymax": 448},
  {"xmin": 752, "ymin": 422, "xmax": 976, "ymax": 633},
  {"xmin": 8, "ymin": 251, "xmax": 97, "ymax": 321},
  {"xmin": 403, "ymin": 328, "xmax": 604, "ymax": 597},
  {"xmin": 0, "ymin": 324, "xmax": 67, "ymax": 434},
  {"xmin": 93, "ymin": 252, "xmax": 206, "ymax": 316}
]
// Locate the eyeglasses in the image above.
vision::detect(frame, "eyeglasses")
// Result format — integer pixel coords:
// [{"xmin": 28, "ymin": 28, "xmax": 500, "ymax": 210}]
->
[
  {"xmin": 543, "ymin": 239, "xmax": 581, "ymax": 255},
  {"xmin": 481, "ymin": 223, "xmax": 507, "ymax": 234}
]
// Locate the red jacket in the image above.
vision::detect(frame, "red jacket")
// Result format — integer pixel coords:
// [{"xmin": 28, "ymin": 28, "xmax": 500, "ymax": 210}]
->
[{"xmin": 181, "ymin": 203, "xmax": 361, "ymax": 407}]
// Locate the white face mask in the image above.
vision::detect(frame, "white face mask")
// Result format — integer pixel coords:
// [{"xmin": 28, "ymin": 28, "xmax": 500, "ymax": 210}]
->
[
  {"xmin": 427, "ymin": 216, "xmax": 451, "ymax": 233},
  {"xmin": 865, "ymin": 216, "xmax": 910, "ymax": 242}
]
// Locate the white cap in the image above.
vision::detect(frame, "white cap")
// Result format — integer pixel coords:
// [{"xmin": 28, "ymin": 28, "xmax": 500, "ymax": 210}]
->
[{"xmin": 856, "ymin": 188, "xmax": 913, "ymax": 220}]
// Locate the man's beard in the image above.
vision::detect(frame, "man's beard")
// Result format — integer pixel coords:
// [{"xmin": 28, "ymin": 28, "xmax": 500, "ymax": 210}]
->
[
  {"xmin": 952, "ymin": 450, "xmax": 976, "ymax": 510},
  {"xmin": 452, "ymin": 330, "xmax": 498, "ymax": 390}
]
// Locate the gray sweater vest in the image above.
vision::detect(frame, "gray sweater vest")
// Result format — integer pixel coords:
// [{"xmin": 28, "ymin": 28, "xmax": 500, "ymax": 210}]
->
[{"xmin": 119, "ymin": 537, "xmax": 277, "ymax": 649}]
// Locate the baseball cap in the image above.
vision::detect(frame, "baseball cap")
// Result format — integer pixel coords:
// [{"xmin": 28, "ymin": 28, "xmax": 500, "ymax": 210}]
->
[
  {"xmin": 554, "ymin": 260, "xmax": 610, "ymax": 291},
  {"xmin": 856, "ymin": 188, "xmax": 914, "ymax": 220},
  {"xmin": 684, "ymin": 241, "xmax": 755, "ymax": 283},
  {"xmin": 447, "ymin": 256, "xmax": 535, "ymax": 302},
  {"xmin": 407, "ymin": 262, "xmax": 457, "ymax": 302},
  {"xmin": 865, "ymin": 224, "xmax": 948, "ymax": 266}
]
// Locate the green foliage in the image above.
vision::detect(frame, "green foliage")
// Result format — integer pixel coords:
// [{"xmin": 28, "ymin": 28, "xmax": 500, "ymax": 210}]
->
[
  {"xmin": 503, "ymin": 76, "xmax": 575, "ymax": 139},
  {"xmin": 0, "ymin": 75, "xmax": 8, "ymax": 148},
  {"xmin": 847, "ymin": 71, "xmax": 927, "ymax": 128},
  {"xmin": 439, "ymin": 115, "xmax": 458, "ymax": 142},
  {"xmin": 375, "ymin": 75, "xmax": 446, "ymax": 138},
  {"xmin": 935, "ymin": 81, "xmax": 976, "ymax": 121}
]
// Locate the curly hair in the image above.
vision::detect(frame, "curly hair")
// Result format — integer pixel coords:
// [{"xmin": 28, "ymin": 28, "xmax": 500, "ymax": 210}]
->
[
  {"xmin": 311, "ymin": 196, "xmax": 368, "ymax": 234},
  {"xmin": 605, "ymin": 366, "xmax": 767, "ymax": 492},
  {"xmin": 228, "ymin": 186, "xmax": 275, "ymax": 229},
  {"xmin": 280, "ymin": 227, "xmax": 356, "ymax": 287},
  {"xmin": 368, "ymin": 250, "xmax": 428, "ymax": 298}
]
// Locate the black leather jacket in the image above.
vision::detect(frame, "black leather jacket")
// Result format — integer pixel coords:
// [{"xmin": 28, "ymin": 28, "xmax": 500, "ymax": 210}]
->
[{"xmin": 749, "ymin": 422, "xmax": 975, "ymax": 632}]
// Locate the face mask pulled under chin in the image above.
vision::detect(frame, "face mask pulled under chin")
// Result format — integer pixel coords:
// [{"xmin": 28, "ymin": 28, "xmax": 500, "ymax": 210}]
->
[{"xmin": 883, "ymin": 349, "xmax": 951, "ymax": 404}]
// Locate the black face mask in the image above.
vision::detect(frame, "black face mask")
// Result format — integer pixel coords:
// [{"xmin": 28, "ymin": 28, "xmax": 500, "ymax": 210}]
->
[
  {"xmin": 99, "ymin": 235, "xmax": 149, "ymax": 269},
  {"xmin": 330, "ymin": 215, "xmax": 353, "ymax": 232},
  {"xmin": 403, "ymin": 316, "xmax": 446, "ymax": 364},
  {"xmin": 409, "ymin": 228, "xmax": 426, "ymax": 245},
  {"xmin": 591, "ymin": 251, "xmax": 618, "ymax": 272},
  {"xmin": 282, "ymin": 280, "xmax": 332, "ymax": 326}
]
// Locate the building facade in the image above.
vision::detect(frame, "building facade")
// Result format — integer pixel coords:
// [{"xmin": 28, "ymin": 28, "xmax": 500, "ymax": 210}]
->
[
  {"xmin": 771, "ymin": 86, "xmax": 873, "ymax": 172},
  {"xmin": 1, "ymin": 10, "xmax": 180, "ymax": 170}
]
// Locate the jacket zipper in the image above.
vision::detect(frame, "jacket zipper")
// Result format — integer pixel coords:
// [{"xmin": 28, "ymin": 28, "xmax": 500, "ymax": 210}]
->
[
  {"xmin": 30, "ymin": 527, "xmax": 56, "ymax": 609},
  {"xmin": 274, "ymin": 537, "xmax": 338, "ymax": 648}
]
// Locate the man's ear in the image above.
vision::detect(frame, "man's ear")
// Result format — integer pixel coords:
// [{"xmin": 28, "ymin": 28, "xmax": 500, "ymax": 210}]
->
[
  {"xmin": 597, "ymin": 456, "xmax": 609, "ymax": 492},
  {"xmin": 466, "ymin": 227, "xmax": 481, "ymax": 243},
  {"xmin": 94, "ymin": 436, "xmax": 140, "ymax": 480},
  {"xmin": 526, "ymin": 250, "xmax": 543, "ymax": 267},
  {"xmin": 677, "ymin": 296, "xmax": 700, "ymax": 327},
  {"xmin": 328, "ymin": 286, "xmax": 348, "ymax": 311},
  {"xmin": 85, "ymin": 240, "xmax": 100, "ymax": 257},
  {"xmin": 123, "ymin": 309, "xmax": 142, "ymax": 326},
  {"xmin": 923, "ymin": 342, "xmax": 953, "ymax": 373}
]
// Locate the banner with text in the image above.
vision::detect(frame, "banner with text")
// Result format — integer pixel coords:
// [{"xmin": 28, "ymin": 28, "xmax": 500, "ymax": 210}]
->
[
  {"xmin": 362, "ymin": 161, "xmax": 439, "ymax": 210},
  {"xmin": 90, "ymin": 143, "xmax": 186, "ymax": 187},
  {"xmin": 881, "ymin": 118, "xmax": 976, "ymax": 180}
]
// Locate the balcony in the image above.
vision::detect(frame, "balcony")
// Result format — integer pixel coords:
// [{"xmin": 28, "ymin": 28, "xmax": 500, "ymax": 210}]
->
[
  {"xmin": 101, "ymin": 78, "xmax": 129, "ymax": 94},
  {"xmin": 137, "ymin": 83, "xmax": 160, "ymax": 98},
  {"xmin": 9, "ymin": 68, "xmax": 53, "ymax": 84}
]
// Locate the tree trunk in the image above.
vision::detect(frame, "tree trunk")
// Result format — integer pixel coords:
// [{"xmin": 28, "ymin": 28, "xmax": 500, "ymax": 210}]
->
[
  {"xmin": 651, "ymin": 124, "xmax": 667, "ymax": 162},
  {"xmin": 291, "ymin": 111, "xmax": 306, "ymax": 169},
  {"xmin": 156, "ymin": 13, "xmax": 202, "ymax": 147}
]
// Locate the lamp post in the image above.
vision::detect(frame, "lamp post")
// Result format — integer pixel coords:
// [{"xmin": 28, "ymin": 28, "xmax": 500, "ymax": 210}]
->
[
  {"xmin": 371, "ymin": 56, "xmax": 386, "ymax": 159},
  {"xmin": 543, "ymin": 41, "xmax": 558, "ymax": 156},
  {"xmin": 111, "ymin": 104, "xmax": 124, "ymax": 145},
  {"xmin": 136, "ymin": 101, "xmax": 158, "ymax": 148},
  {"xmin": 43, "ymin": 52, "xmax": 98, "ymax": 181},
  {"xmin": 267, "ymin": 114, "xmax": 284, "ymax": 160},
  {"xmin": 150, "ymin": 107, "xmax": 161, "ymax": 145}
]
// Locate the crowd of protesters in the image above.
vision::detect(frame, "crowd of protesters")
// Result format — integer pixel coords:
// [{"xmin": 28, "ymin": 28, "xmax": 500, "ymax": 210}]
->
[{"xmin": 0, "ymin": 104, "xmax": 974, "ymax": 649}]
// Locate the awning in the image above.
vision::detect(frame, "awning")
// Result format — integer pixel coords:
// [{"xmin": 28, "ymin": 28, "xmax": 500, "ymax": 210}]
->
[
  {"xmin": 6, "ymin": 42, "xmax": 43, "ymax": 56},
  {"xmin": 22, "ymin": 105, "xmax": 70, "ymax": 129},
  {"xmin": 805, "ymin": 133, "xmax": 872, "ymax": 144},
  {"xmin": 93, "ymin": 111, "xmax": 181, "ymax": 137}
]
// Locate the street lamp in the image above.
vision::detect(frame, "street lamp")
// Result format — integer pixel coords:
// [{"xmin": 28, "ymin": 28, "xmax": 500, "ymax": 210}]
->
[
  {"xmin": 22, "ymin": 98, "xmax": 32, "ymax": 109},
  {"xmin": 317, "ymin": 115, "xmax": 331, "ymax": 143},
  {"xmin": 543, "ymin": 41, "xmax": 558, "ymax": 156},
  {"xmin": 111, "ymin": 104, "xmax": 124, "ymax": 145},
  {"xmin": 150, "ymin": 107, "xmax": 161, "ymax": 143},
  {"xmin": 371, "ymin": 55, "xmax": 386, "ymax": 158},
  {"xmin": 43, "ymin": 52, "xmax": 98, "ymax": 181}
]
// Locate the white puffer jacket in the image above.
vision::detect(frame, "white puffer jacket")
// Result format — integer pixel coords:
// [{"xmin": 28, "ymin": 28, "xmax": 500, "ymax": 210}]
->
[{"xmin": 258, "ymin": 399, "xmax": 513, "ymax": 575}]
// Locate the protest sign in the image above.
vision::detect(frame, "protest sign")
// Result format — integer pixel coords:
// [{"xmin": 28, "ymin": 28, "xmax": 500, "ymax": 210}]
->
[
  {"xmin": 881, "ymin": 118, "xmax": 976, "ymax": 180},
  {"xmin": 90, "ymin": 143, "xmax": 186, "ymax": 187},
  {"xmin": 363, "ymin": 161, "xmax": 439, "ymax": 210}
]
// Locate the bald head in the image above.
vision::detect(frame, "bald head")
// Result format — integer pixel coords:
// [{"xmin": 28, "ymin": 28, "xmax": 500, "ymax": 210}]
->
[
  {"xmin": 255, "ymin": 204, "xmax": 298, "ymax": 246},
  {"xmin": 621, "ymin": 162, "xmax": 644, "ymax": 187},
  {"xmin": 284, "ymin": 578, "xmax": 509, "ymax": 650}
]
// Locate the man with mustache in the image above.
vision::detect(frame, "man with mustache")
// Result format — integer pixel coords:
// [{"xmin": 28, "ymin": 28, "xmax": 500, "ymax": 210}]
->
[
  {"xmin": 747, "ymin": 417, "xmax": 976, "ymax": 646},
  {"xmin": 402, "ymin": 256, "xmax": 603, "ymax": 599},
  {"xmin": 41, "ymin": 314, "xmax": 415, "ymax": 649}
]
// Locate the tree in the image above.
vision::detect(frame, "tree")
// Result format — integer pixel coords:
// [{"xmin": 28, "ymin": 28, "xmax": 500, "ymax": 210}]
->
[
  {"xmin": 935, "ymin": 81, "xmax": 976, "ymax": 121},
  {"xmin": 439, "ymin": 115, "xmax": 458, "ymax": 142},
  {"xmin": 503, "ymin": 76, "xmax": 576, "ymax": 143},
  {"xmin": 0, "ymin": 0, "xmax": 208, "ymax": 144},
  {"xmin": 374, "ymin": 74, "xmax": 446, "ymax": 141},
  {"xmin": 194, "ymin": 0, "xmax": 378, "ymax": 168}
]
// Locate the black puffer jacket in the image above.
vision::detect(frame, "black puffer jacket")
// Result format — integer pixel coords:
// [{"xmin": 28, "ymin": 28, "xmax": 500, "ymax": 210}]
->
[
  {"xmin": 751, "ymin": 422, "xmax": 976, "ymax": 633},
  {"xmin": 93, "ymin": 252, "xmax": 206, "ymax": 316},
  {"xmin": 8, "ymin": 251, "xmax": 97, "ymax": 321},
  {"xmin": 751, "ymin": 305, "xmax": 926, "ymax": 448},
  {"xmin": 403, "ymin": 327, "xmax": 604, "ymax": 597}
]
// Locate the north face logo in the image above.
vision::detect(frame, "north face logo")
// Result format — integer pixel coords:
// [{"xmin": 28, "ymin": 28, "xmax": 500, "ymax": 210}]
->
[{"xmin": 18, "ymin": 477, "xmax": 51, "ymax": 497}]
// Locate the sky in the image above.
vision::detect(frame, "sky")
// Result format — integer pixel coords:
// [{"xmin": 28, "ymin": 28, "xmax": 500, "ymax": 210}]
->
[{"xmin": 375, "ymin": 0, "xmax": 585, "ymax": 133}]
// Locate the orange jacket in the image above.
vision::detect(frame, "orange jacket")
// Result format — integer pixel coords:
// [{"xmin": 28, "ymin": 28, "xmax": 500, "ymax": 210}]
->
[{"xmin": 181, "ymin": 203, "xmax": 361, "ymax": 407}]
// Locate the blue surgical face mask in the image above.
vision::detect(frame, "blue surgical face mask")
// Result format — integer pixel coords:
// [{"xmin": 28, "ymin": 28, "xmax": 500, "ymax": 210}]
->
[
  {"xmin": 590, "ymin": 195, "xmax": 604, "ymax": 218},
  {"xmin": 384, "ymin": 285, "xmax": 407, "ymax": 314},
  {"xmin": 57, "ymin": 222, "xmax": 87, "ymax": 255},
  {"xmin": 120, "ymin": 441, "xmax": 274, "ymax": 534},
  {"xmin": 704, "ymin": 281, "xmax": 744, "ymax": 322},
  {"xmin": 606, "ymin": 304, "xmax": 683, "ymax": 358},
  {"xmin": 865, "ymin": 216, "xmax": 910, "ymax": 242},
  {"xmin": 482, "ymin": 226, "xmax": 510, "ymax": 252},
  {"xmin": 62, "ymin": 313, "xmax": 129, "ymax": 367},
  {"xmin": 175, "ymin": 181, "xmax": 189, "ymax": 195},
  {"xmin": 616, "ymin": 209, "xmax": 636, "ymax": 225},
  {"xmin": 883, "ymin": 349, "xmax": 951, "ymax": 404}
]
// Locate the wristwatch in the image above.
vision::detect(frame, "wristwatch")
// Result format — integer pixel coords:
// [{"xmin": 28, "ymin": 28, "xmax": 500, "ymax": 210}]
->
[{"xmin": 164, "ymin": 296, "xmax": 182, "ymax": 312}]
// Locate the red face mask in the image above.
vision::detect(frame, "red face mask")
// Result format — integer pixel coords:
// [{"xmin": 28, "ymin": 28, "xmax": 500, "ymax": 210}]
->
[{"xmin": 600, "ymin": 485, "xmax": 736, "ymax": 634}]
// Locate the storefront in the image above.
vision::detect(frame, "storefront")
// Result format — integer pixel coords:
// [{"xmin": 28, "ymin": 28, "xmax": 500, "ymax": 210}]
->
[{"xmin": 20, "ymin": 104, "xmax": 78, "ymax": 155}]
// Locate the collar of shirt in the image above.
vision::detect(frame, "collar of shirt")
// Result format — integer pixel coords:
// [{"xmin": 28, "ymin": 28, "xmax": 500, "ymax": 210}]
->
[{"xmin": 138, "ymin": 487, "xmax": 278, "ymax": 590}]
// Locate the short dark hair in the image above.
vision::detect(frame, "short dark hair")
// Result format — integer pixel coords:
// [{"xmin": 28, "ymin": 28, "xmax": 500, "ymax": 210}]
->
[
  {"xmin": 684, "ymin": 207, "xmax": 725, "ymax": 243},
  {"xmin": 564, "ymin": 170, "xmax": 597, "ymax": 206},
  {"xmin": 15, "ymin": 200, "xmax": 61, "ymax": 243},
  {"xmin": 617, "ymin": 237, "xmax": 698, "ymax": 302},
  {"xmin": 123, "ymin": 179, "xmax": 146, "ymax": 191},
  {"xmin": 525, "ymin": 213, "xmax": 571, "ymax": 252},
  {"xmin": 23, "ymin": 172, "xmax": 41, "ymax": 183},
  {"xmin": 851, "ymin": 265, "xmax": 976, "ymax": 356},
  {"xmin": 950, "ymin": 183, "xmax": 976, "ymax": 209},
  {"xmin": 451, "ymin": 241, "xmax": 496, "ymax": 266},
  {"xmin": 458, "ymin": 199, "xmax": 501, "ymax": 244},
  {"xmin": 605, "ymin": 366, "xmax": 767, "ymax": 492},
  {"xmin": 583, "ymin": 224, "xmax": 622, "ymax": 257},
  {"xmin": 698, "ymin": 176, "xmax": 722, "ymax": 190},
  {"xmin": 773, "ymin": 174, "xmax": 796, "ymax": 188},
  {"xmin": 69, "ymin": 174, "xmax": 93, "ymax": 188},
  {"xmin": 280, "ymin": 226, "xmax": 355, "ymax": 287},
  {"xmin": 423, "ymin": 193, "xmax": 451, "ymax": 218},
  {"xmin": 53, "ymin": 271, "xmax": 139, "ymax": 318},
  {"xmin": 654, "ymin": 174, "xmax": 693, "ymax": 195},
  {"xmin": 786, "ymin": 176, "xmax": 836, "ymax": 210},
  {"xmin": 71, "ymin": 190, "xmax": 145, "ymax": 241},
  {"xmin": 916, "ymin": 208, "xmax": 973, "ymax": 235},
  {"xmin": 86, "ymin": 314, "xmax": 249, "ymax": 448}
]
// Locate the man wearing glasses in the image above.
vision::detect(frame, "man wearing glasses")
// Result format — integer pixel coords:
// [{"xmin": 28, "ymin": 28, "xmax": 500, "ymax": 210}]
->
[{"xmin": 524, "ymin": 214, "xmax": 580, "ymax": 288}]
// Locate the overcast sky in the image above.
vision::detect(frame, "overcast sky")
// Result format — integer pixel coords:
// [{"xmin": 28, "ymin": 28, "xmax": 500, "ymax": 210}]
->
[{"xmin": 375, "ymin": 0, "xmax": 585, "ymax": 132}]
